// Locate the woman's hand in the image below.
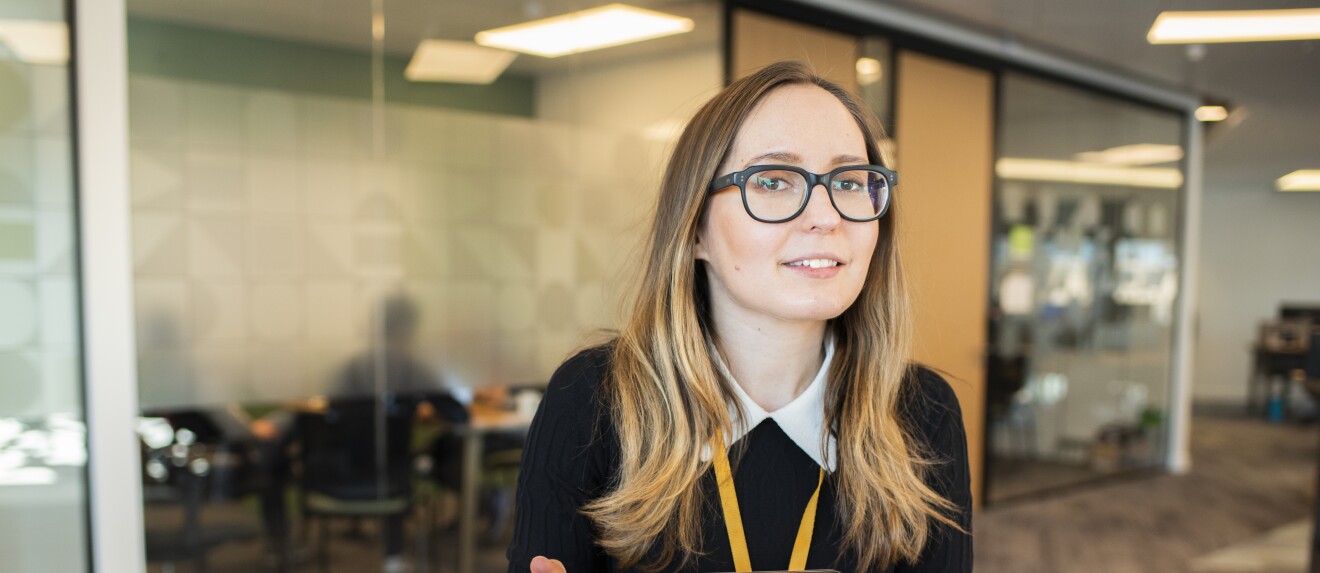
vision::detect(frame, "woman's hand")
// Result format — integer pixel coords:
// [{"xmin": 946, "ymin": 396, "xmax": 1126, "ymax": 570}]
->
[{"xmin": 530, "ymin": 556, "xmax": 567, "ymax": 573}]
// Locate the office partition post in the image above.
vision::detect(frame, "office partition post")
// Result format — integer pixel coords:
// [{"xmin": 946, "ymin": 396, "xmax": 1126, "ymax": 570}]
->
[{"xmin": 74, "ymin": 0, "xmax": 147, "ymax": 569}]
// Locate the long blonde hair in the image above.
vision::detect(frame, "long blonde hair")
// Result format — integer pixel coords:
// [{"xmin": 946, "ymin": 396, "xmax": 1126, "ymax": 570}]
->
[{"xmin": 582, "ymin": 61, "xmax": 963, "ymax": 571}]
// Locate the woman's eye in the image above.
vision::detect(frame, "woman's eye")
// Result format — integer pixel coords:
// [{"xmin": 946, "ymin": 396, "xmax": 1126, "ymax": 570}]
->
[
  {"xmin": 832, "ymin": 180, "xmax": 863, "ymax": 192},
  {"xmin": 752, "ymin": 177, "xmax": 786, "ymax": 191}
]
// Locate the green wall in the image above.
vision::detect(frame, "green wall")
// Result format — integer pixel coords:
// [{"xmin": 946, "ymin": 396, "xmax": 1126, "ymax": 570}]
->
[{"xmin": 127, "ymin": 17, "xmax": 536, "ymax": 117}]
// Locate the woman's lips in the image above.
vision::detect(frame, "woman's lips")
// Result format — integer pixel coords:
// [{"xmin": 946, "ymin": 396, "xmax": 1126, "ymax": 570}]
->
[{"xmin": 782, "ymin": 258, "xmax": 843, "ymax": 278}]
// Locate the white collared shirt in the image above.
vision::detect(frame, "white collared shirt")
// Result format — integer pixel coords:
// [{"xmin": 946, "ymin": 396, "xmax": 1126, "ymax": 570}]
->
[{"xmin": 707, "ymin": 338, "xmax": 837, "ymax": 472}]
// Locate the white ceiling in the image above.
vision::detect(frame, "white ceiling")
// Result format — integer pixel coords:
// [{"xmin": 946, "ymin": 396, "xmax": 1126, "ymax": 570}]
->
[{"xmin": 886, "ymin": 0, "xmax": 1320, "ymax": 191}]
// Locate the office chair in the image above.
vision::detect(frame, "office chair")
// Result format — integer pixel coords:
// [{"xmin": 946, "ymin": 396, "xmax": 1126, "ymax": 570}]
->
[
  {"xmin": 142, "ymin": 439, "xmax": 261, "ymax": 573},
  {"xmin": 295, "ymin": 396, "xmax": 417, "ymax": 573}
]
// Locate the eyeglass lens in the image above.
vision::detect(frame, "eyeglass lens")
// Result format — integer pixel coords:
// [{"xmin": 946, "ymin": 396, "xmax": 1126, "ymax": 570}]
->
[{"xmin": 744, "ymin": 169, "xmax": 889, "ymax": 221}]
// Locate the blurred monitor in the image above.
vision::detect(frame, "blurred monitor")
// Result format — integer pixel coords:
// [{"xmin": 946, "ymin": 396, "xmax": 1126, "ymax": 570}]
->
[{"xmin": 1279, "ymin": 304, "xmax": 1320, "ymax": 323}]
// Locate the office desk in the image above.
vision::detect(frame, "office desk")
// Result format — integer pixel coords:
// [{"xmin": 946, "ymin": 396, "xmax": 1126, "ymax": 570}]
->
[
  {"xmin": 1248, "ymin": 346, "xmax": 1308, "ymax": 420},
  {"xmin": 458, "ymin": 404, "xmax": 534, "ymax": 573}
]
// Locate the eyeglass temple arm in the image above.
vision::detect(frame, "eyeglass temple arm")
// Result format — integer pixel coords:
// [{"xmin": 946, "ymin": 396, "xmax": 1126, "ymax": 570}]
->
[{"xmin": 710, "ymin": 172, "xmax": 741, "ymax": 192}]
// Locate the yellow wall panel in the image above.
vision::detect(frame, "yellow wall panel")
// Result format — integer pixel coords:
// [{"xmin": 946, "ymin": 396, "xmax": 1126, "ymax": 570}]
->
[
  {"xmin": 895, "ymin": 50, "xmax": 994, "ymax": 509},
  {"xmin": 731, "ymin": 9, "xmax": 858, "ymax": 92}
]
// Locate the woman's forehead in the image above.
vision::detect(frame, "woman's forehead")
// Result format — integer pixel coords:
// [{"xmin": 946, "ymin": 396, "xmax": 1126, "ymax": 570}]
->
[{"xmin": 727, "ymin": 84, "xmax": 867, "ymax": 168}]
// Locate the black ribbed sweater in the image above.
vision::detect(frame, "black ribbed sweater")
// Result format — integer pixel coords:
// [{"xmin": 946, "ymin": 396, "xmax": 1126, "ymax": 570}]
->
[{"xmin": 507, "ymin": 346, "xmax": 973, "ymax": 573}]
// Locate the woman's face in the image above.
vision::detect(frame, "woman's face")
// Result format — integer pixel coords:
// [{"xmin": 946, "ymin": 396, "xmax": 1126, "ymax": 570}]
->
[{"xmin": 695, "ymin": 83, "xmax": 879, "ymax": 326}]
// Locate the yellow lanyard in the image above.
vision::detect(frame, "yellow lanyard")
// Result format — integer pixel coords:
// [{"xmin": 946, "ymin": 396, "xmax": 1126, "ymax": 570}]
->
[{"xmin": 711, "ymin": 433, "xmax": 824, "ymax": 572}]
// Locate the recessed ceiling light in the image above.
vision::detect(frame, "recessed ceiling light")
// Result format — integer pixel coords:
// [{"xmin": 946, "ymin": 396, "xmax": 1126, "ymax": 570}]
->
[
  {"xmin": 475, "ymin": 3, "xmax": 694, "ymax": 58},
  {"xmin": 855, "ymin": 57, "xmax": 883, "ymax": 86},
  {"xmin": 1075, "ymin": 144, "xmax": 1184, "ymax": 166},
  {"xmin": 997, "ymin": 158, "xmax": 1183, "ymax": 189},
  {"xmin": 405, "ymin": 40, "xmax": 516, "ymax": 84},
  {"xmin": 1148, "ymin": 8, "xmax": 1320, "ymax": 44},
  {"xmin": 1276, "ymin": 170, "xmax": 1320, "ymax": 192},
  {"xmin": 0, "ymin": 20, "xmax": 68, "ymax": 65},
  {"xmin": 1195, "ymin": 106, "xmax": 1229, "ymax": 122}
]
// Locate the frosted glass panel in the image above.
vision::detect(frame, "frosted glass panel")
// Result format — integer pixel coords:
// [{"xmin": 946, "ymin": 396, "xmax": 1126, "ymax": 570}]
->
[
  {"xmin": 986, "ymin": 72, "xmax": 1185, "ymax": 503},
  {"xmin": 0, "ymin": 0, "xmax": 89, "ymax": 571},
  {"xmin": 125, "ymin": 0, "xmax": 722, "ymax": 570}
]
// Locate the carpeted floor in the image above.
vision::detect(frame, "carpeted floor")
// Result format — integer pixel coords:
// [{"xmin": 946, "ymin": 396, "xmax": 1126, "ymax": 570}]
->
[{"xmin": 974, "ymin": 410, "xmax": 1318, "ymax": 573}]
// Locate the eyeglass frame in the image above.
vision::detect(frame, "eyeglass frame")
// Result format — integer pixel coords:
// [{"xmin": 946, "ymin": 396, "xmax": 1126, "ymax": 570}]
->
[{"xmin": 707, "ymin": 164, "xmax": 898, "ymax": 223}]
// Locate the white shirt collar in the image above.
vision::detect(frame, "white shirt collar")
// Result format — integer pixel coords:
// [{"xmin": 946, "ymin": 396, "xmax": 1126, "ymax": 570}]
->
[{"xmin": 707, "ymin": 336, "xmax": 836, "ymax": 471}]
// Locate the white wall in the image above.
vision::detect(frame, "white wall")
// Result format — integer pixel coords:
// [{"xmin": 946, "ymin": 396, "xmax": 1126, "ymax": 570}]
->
[
  {"xmin": 537, "ymin": 47, "xmax": 723, "ymax": 137},
  {"xmin": 1192, "ymin": 184, "xmax": 1320, "ymax": 402}
]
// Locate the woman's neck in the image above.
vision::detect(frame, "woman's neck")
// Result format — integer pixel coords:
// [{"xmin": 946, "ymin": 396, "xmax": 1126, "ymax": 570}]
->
[{"xmin": 712, "ymin": 311, "xmax": 827, "ymax": 413}]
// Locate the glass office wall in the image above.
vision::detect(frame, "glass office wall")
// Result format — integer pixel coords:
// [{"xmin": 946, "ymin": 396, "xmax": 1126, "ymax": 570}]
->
[
  {"xmin": 986, "ymin": 72, "xmax": 1185, "ymax": 502},
  {"xmin": 125, "ymin": 0, "xmax": 721, "ymax": 570},
  {"xmin": 116, "ymin": 0, "xmax": 1195, "ymax": 564},
  {"xmin": 857, "ymin": 37, "xmax": 895, "ymax": 166},
  {"xmin": 0, "ymin": 0, "xmax": 90, "ymax": 571},
  {"xmin": 729, "ymin": 2, "xmax": 1190, "ymax": 509}
]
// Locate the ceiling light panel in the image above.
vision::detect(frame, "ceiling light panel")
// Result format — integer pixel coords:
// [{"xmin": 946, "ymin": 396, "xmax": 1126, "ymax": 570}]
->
[
  {"xmin": 475, "ymin": 4, "xmax": 694, "ymax": 58},
  {"xmin": 1149, "ymin": 8, "xmax": 1320, "ymax": 44},
  {"xmin": 0, "ymin": 20, "xmax": 68, "ymax": 65},
  {"xmin": 1195, "ymin": 106, "xmax": 1229, "ymax": 122},
  {"xmin": 997, "ymin": 158, "xmax": 1184, "ymax": 189},
  {"xmin": 405, "ymin": 39, "xmax": 516, "ymax": 84},
  {"xmin": 1276, "ymin": 170, "xmax": 1320, "ymax": 192},
  {"xmin": 1074, "ymin": 144, "xmax": 1184, "ymax": 166}
]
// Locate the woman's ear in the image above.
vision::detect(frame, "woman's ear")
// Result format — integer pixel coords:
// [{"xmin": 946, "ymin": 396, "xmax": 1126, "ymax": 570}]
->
[
  {"xmin": 693, "ymin": 197, "xmax": 712, "ymax": 260},
  {"xmin": 693, "ymin": 228, "xmax": 708, "ymax": 261}
]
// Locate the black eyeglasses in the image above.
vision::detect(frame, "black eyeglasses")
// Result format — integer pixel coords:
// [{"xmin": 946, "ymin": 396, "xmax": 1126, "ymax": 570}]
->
[{"xmin": 708, "ymin": 164, "xmax": 896, "ymax": 223}]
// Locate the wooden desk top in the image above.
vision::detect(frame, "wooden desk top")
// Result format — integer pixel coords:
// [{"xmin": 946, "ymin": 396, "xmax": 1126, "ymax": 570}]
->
[
  {"xmin": 280, "ymin": 396, "xmax": 534, "ymax": 432},
  {"xmin": 469, "ymin": 403, "xmax": 535, "ymax": 432}
]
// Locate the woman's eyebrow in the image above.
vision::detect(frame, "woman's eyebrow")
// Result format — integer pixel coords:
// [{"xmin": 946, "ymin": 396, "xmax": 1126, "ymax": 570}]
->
[
  {"xmin": 742, "ymin": 151, "xmax": 800, "ymax": 167},
  {"xmin": 741, "ymin": 152, "xmax": 869, "ymax": 168}
]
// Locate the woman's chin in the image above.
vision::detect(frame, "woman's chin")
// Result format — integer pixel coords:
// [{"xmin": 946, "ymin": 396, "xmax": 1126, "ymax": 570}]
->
[{"xmin": 772, "ymin": 300, "xmax": 854, "ymax": 323}]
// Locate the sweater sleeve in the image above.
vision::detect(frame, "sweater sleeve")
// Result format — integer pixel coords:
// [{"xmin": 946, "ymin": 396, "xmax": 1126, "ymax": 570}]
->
[
  {"xmin": 896, "ymin": 368, "xmax": 974, "ymax": 573},
  {"xmin": 507, "ymin": 347, "xmax": 615, "ymax": 573}
]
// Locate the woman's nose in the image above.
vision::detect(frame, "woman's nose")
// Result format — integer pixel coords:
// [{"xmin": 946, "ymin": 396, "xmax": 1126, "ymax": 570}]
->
[{"xmin": 799, "ymin": 183, "xmax": 842, "ymax": 231}]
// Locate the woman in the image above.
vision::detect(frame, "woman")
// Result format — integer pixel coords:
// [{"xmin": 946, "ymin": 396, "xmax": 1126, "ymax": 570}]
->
[{"xmin": 507, "ymin": 61, "xmax": 972, "ymax": 573}]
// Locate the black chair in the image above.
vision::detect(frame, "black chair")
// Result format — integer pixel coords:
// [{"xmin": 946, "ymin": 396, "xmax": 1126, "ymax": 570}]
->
[
  {"xmin": 295, "ymin": 395, "xmax": 417, "ymax": 572},
  {"xmin": 1300, "ymin": 331, "xmax": 1320, "ymax": 418},
  {"xmin": 142, "ymin": 440, "xmax": 261, "ymax": 573},
  {"xmin": 1307, "ymin": 331, "xmax": 1320, "ymax": 382}
]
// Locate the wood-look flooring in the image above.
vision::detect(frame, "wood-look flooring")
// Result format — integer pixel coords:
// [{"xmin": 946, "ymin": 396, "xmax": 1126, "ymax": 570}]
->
[{"xmin": 974, "ymin": 409, "xmax": 1318, "ymax": 573}]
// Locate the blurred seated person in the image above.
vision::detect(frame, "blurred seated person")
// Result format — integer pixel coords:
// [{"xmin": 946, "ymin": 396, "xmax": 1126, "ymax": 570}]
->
[
  {"xmin": 334, "ymin": 295, "xmax": 462, "ymax": 409},
  {"xmin": 253, "ymin": 294, "xmax": 467, "ymax": 570},
  {"xmin": 332, "ymin": 294, "xmax": 531, "ymax": 549},
  {"xmin": 258, "ymin": 293, "xmax": 524, "ymax": 564}
]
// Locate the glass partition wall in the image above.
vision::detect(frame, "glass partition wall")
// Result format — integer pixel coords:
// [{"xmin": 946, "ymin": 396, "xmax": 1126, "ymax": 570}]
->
[
  {"xmin": 115, "ymin": 0, "xmax": 1192, "ymax": 568},
  {"xmin": 986, "ymin": 73, "xmax": 1185, "ymax": 503},
  {"xmin": 727, "ymin": 3, "xmax": 1189, "ymax": 506},
  {"xmin": 125, "ymin": 0, "xmax": 722, "ymax": 571},
  {"xmin": 0, "ymin": 0, "xmax": 89, "ymax": 571}
]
